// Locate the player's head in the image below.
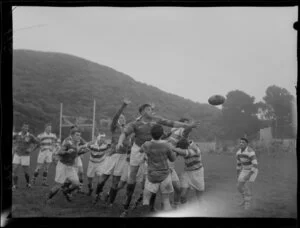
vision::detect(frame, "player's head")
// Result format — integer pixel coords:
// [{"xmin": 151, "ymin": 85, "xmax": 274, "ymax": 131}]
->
[
  {"xmin": 179, "ymin": 118, "xmax": 190, "ymax": 124},
  {"xmin": 96, "ymin": 133, "xmax": 106, "ymax": 144},
  {"xmin": 176, "ymin": 138, "xmax": 190, "ymax": 149},
  {"xmin": 139, "ymin": 103, "xmax": 153, "ymax": 116},
  {"xmin": 151, "ymin": 124, "xmax": 164, "ymax": 140},
  {"xmin": 22, "ymin": 123, "xmax": 29, "ymax": 133},
  {"xmin": 70, "ymin": 127, "xmax": 81, "ymax": 142},
  {"xmin": 45, "ymin": 123, "xmax": 52, "ymax": 133},
  {"xmin": 118, "ymin": 114, "xmax": 126, "ymax": 126},
  {"xmin": 239, "ymin": 137, "xmax": 248, "ymax": 150}
]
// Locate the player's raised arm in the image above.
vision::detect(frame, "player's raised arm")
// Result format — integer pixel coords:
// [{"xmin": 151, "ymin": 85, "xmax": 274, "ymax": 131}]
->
[
  {"xmin": 110, "ymin": 98, "xmax": 131, "ymax": 133},
  {"xmin": 116, "ymin": 121, "xmax": 134, "ymax": 150}
]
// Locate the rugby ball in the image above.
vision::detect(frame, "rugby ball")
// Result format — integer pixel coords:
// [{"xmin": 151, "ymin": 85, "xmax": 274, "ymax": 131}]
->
[{"xmin": 208, "ymin": 95, "xmax": 225, "ymax": 106}]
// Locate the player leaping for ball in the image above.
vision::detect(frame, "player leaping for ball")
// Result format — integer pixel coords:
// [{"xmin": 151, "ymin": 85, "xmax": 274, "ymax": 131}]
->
[
  {"xmin": 117, "ymin": 103, "xmax": 200, "ymax": 217},
  {"xmin": 31, "ymin": 123, "xmax": 58, "ymax": 187},
  {"xmin": 45, "ymin": 127, "xmax": 90, "ymax": 203},
  {"xmin": 93, "ymin": 98, "xmax": 131, "ymax": 205}
]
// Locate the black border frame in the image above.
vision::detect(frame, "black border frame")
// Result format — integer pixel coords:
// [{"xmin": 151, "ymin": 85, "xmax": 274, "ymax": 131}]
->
[{"xmin": 0, "ymin": 1, "xmax": 298, "ymax": 227}]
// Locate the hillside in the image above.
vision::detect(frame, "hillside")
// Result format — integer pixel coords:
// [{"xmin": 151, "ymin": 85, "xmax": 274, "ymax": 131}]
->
[{"xmin": 13, "ymin": 49, "xmax": 220, "ymax": 141}]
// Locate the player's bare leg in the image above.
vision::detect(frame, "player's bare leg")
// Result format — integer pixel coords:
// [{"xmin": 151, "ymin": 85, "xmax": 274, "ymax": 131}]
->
[
  {"xmin": 77, "ymin": 167, "xmax": 85, "ymax": 194},
  {"xmin": 120, "ymin": 166, "xmax": 139, "ymax": 217},
  {"xmin": 12, "ymin": 164, "xmax": 19, "ymax": 190},
  {"xmin": 172, "ymin": 181, "xmax": 181, "ymax": 209},
  {"xmin": 132, "ymin": 174, "xmax": 146, "ymax": 210},
  {"xmin": 180, "ymin": 187, "xmax": 189, "ymax": 205},
  {"xmin": 237, "ymin": 181, "xmax": 246, "ymax": 207},
  {"xmin": 42, "ymin": 162, "xmax": 51, "ymax": 186},
  {"xmin": 161, "ymin": 193, "xmax": 172, "ymax": 211},
  {"xmin": 22, "ymin": 165, "xmax": 31, "ymax": 188},
  {"xmin": 243, "ymin": 182, "xmax": 252, "ymax": 210},
  {"xmin": 87, "ymin": 177, "xmax": 94, "ymax": 196},
  {"xmin": 32, "ymin": 163, "xmax": 43, "ymax": 185},
  {"xmin": 93, "ymin": 174, "xmax": 110, "ymax": 205},
  {"xmin": 120, "ymin": 165, "xmax": 139, "ymax": 216},
  {"xmin": 46, "ymin": 184, "xmax": 62, "ymax": 203}
]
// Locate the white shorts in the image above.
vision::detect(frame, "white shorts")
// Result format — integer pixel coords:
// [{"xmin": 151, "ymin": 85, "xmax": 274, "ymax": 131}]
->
[
  {"xmin": 87, "ymin": 160, "xmax": 105, "ymax": 178},
  {"xmin": 55, "ymin": 161, "xmax": 79, "ymax": 184},
  {"xmin": 145, "ymin": 173, "xmax": 173, "ymax": 194},
  {"xmin": 13, "ymin": 154, "xmax": 30, "ymax": 166},
  {"xmin": 181, "ymin": 167, "xmax": 205, "ymax": 191},
  {"xmin": 120, "ymin": 161, "xmax": 146, "ymax": 183},
  {"xmin": 37, "ymin": 150, "xmax": 53, "ymax": 164},
  {"xmin": 75, "ymin": 156, "xmax": 83, "ymax": 168},
  {"xmin": 129, "ymin": 143, "xmax": 145, "ymax": 166},
  {"xmin": 102, "ymin": 153, "xmax": 127, "ymax": 176},
  {"xmin": 170, "ymin": 168, "xmax": 180, "ymax": 183},
  {"xmin": 238, "ymin": 169, "xmax": 258, "ymax": 182}
]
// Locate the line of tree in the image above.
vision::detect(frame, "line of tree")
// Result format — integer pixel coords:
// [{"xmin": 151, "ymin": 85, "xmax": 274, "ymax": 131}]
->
[{"xmin": 216, "ymin": 85, "xmax": 296, "ymax": 140}]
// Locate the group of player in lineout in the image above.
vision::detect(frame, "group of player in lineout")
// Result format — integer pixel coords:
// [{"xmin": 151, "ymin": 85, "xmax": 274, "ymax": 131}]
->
[{"xmin": 12, "ymin": 98, "xmax": 259, "ymax": 216}]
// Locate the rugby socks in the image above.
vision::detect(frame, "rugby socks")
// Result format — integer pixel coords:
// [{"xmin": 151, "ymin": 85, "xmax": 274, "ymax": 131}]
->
[
  {"xmin": 134, "ymin": 192, "xmax": 143, "ymax": 208},
  {"xmin": 88, "ymin": 182, "xmax": 93, "ymax": 193},
  {"xmin": 24, "ymin": 173, "xmax": 30, "ymax": 184},
  {"xmin": 124, "ymin": 183, "xmax": 136, "ymax": 210},
  {"xmin": 42, "ymin": 171, "xmax": 48, "ymax": 184},
  {"xmin": 108, "ymin": 187, "xmax": 118, "ymax": 204},
  {"xmin": 48, "ymin": 187, "xmax": 60, "ymax": 200},
  {"xmin": 95, "ymin": 182, "xmax": 105, "ymax": 196},
  {"xmin": 149, "ymin": 193, "xmax": 157, "ymax": 212}
]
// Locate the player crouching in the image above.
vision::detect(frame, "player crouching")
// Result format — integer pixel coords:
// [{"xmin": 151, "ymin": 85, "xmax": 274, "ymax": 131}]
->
[
  {"xmin": 45, "ymin": 127, "xmax": 89, "ymax": 203},
  {"xmin": 139, "ymin": 124, "xmax": 176, "ymax": 215}
]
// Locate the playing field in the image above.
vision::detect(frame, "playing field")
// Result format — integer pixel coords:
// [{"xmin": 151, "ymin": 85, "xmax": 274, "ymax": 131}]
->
[{"xmin": 12, "ymin": 150, "xmax": 297, "ymax": 218}]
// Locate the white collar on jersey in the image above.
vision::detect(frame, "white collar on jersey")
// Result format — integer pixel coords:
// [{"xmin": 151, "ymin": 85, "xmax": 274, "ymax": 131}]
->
[{"xmin": 19, "ymin": 131, "xmax": 29, "ymax": 136}]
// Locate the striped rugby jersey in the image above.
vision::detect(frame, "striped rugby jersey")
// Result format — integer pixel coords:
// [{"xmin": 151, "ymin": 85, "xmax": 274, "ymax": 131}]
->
[
  {"xmin": 236, "ymin": 147, "xmax": 258, "ymax": 172},
  {"xmin": 37, "ymin": 132, "xmax": 57, "ymax": 152},
  {"xmin": 182, "ymin": 142, "xmax": 203, "ymax": 171},
  {"xmin": 88, "ymin": 143, "xmax": 110, "ymax": 163}
]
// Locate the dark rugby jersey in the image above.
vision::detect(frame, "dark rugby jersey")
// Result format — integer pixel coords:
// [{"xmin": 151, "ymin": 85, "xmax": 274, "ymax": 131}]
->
[
  {"xmin": 13, "ymin": 132, "xmax": 39, "ymax": 156},
  {"xmin": 124, "ymin": 117, "xmax": 176, "ymax": 147},
  {"xmin": 58, "ymin": 136, "xmax": 82, "ymax": 166},
  {"xmin": 141, "ymin": 140, "xmax": 176, "ymax": 183}
]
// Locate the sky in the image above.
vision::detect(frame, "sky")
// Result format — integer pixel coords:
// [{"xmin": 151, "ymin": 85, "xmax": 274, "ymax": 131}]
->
[{"xmin": 13, "ymin": 6, "xmax": 298, "ymax": 104}]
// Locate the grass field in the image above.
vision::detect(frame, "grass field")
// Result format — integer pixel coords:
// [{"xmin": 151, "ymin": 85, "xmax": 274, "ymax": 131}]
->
[{"xmin": 12, "ymin": 150, "xmax": 297, "ymax": 218}]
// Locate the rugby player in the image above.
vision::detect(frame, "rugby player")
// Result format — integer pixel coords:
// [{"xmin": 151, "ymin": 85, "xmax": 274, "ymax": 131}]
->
[
  {"xmin": 236, "ymin": 137, "xmax": 258, "ymax": 210},
  {"xmin": 86, "ymin": 133, "xmax": 111, "ymax": 196},
  {"xmin": 139, "ymin": 124, "xmax": 176, "ymax": 214},
  {"xmin": 12, "ymin": 123, "xmax": 40, "ymax": 190},
  {"xmin": 173, "ymin": 138, "xmax": 205, "ymax": 205},
  {"xmin": 31, "ymin": 123, "xmax": 58, "ymax": 186},
  {"xmin": 117, "ymin": 104, "xmax": 199, "ymax": 216},
  {"xmin": 93, "ymin": 98, "xmax": 131, "ymax": 205},
  {"xmin": 45, "ymin": 127, "xmax": 90, "ymax": 203}
]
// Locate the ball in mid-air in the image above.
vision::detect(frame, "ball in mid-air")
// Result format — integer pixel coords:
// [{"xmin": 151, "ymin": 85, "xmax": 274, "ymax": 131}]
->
[{"xmin": 208, "ymin": 95, "xmax": 225, "ymax": 106}]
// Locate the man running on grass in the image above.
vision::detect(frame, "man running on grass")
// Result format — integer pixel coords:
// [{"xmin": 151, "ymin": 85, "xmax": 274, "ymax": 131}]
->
[
  {"xmin": 45, "ymin": 127, "xmax": 90, "ymax": 203},
  {"xmin": 117, "ymin": 103, "xmax": 199, "ymax": 217}
]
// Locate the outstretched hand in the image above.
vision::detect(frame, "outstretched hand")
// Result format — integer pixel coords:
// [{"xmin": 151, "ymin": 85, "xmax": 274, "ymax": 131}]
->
[{"xmin": 123, "ymin": 98, "xmax": 131, "ymax": 105}]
